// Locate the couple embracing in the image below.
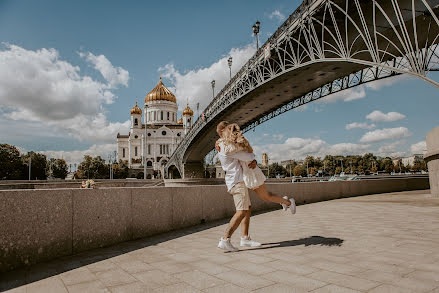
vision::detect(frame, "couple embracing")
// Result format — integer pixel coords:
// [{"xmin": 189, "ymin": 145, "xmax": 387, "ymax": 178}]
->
[{"xmin": 216, "ymin": 121, "xmax": 296, "ymax": 252}]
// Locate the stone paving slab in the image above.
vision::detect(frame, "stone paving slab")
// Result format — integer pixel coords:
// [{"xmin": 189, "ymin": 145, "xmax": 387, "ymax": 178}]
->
[{"xmin": 1, "ymin": 190, "xmax": 439, "ymax": 292}]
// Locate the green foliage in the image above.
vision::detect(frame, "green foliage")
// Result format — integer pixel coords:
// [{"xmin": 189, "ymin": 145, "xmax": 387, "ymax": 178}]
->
[
  {"xmin": 0, "ymin": 144, "xmax": 24, "ymax": 179},
  {"xmin": 49, "ymin": 158, "xmax": 68, "ymax": 179},
  {"xmin": 293, "ymin": 165, "xmax": 307, "ymax": 177},
  {"xmin": 268, "ymin": 162, "xmax": 286, "ymax": 178},
  {"xmin": 76, "ymin": 155, "xmax": 109, "ymax": 179},
  {"xmin": 21, "ymin": 152, "xmax": 48, "ymax": 180},
  {"xmin": 113, "ymin": 160, "xmax": 129, "ymax": 179}
]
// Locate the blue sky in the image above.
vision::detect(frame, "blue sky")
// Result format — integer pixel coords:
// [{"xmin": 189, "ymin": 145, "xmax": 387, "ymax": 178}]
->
[{"xmin": 0, "ymin": 0, "xmax": 438, "ymax": 164}]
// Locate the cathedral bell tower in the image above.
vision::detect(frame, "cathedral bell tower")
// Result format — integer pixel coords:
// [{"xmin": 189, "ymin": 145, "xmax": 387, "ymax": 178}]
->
[
  {"xmin": 182, "ymin": 103, "xmax": 194, "ymax": 135},
  {"xmin": 130, "ymin": 102, "xmax": 142, "ymax": 133}
]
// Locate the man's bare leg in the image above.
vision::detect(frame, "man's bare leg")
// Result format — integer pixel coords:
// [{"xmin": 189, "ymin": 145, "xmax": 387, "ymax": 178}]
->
[
  {"xmin": 241, "ymin": 207, "xmax": 251, "ymax": 238},
  {"xmin": 253, "ymin": 184, "xmax": 290, "ymax": 205},
  {"xmin": 223, "ymin": 210, "xmax": 247, "ymax": 239}
]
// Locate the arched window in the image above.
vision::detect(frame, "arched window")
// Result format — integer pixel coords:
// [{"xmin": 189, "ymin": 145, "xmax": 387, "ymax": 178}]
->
[
  {"xmin": 160, "ymin": 111, "xmax": 164, "ymax": 120},
  {"xmin": 153, "ymin": 111, "xmax": 156, "ymax": 120},
  {"xmin": 167, "ymin": 112, "xmax": 170, "ymax": 120},
  {"xmin": 135, "ymin": 146, "xmax": 138, "ymax": 156},
  {"xmin": 122, "ymin": 148, "xmax": 125, "ymax": 158},
  {"xmin": 147, "ymin": 161, "xmax": 153, "ymax": 167}
]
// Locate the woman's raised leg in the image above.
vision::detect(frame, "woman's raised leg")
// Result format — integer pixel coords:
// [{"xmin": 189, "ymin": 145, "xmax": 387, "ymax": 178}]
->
[{"xmin": 253, "ymin": 184, "xmax": 290, "ymax": 205}]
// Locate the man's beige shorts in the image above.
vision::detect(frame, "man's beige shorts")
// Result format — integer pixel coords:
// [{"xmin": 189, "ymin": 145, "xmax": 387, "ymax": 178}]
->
[{"xmin": 229, "ymin": 182, "xmax": 251, "ymax": 211}]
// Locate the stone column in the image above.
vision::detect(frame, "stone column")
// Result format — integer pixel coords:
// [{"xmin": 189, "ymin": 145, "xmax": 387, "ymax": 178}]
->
[{"xmin": 425, "ymin": 126, "xmax": 439, "ymax": 197}]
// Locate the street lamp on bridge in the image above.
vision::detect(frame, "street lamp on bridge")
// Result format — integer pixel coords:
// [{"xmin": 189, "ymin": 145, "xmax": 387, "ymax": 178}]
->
[
  {"xmin": 143, "ymin": 103, "xmax": 148, "ymax": 179},
  {"xmin": 252, "ymin": 21, "xmax": 260, "ymax": 49},
  {"xmin": 227, "ymin": 57, "xmax": 232, "ymax": 80},
  {"xmin": 211, "ymin": 80, "xmax": 215, "ymax": 99}
]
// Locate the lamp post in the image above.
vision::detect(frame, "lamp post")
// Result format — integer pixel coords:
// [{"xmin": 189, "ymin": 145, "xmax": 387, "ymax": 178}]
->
[
  {"xmin": 252, "ymin": 21, "xmax": 260, "ymax": 49},
  {"xmin": 227, "ymin": 57, "xmax": 232, "ymax": 80},
  {"xmin": 211, "ymin": 80, "xmax": 215, "ymax": 99},
  {"xmin": 143, "ymin": 103, "xmax": 148, "ymax": 179},
  {"xmin": 28, "ymin": 153, "xmax": 31, "ymax": 181}
]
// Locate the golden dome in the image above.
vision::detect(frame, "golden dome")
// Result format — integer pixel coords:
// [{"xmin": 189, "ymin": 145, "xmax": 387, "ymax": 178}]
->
[
  {"xmin": 145, "ymin": 76, "xmax": 177, "ymax": 103},
  {"xmin": 177, "ymin": 117, "xmax": 183, "ymax": 124},
  {"xmin": 130, "ymin": 102, "xmax": 142, "ymax": 115},
  {"xmin": 182, "ymin": 104, "xmax": 194, "ymax": 116}
]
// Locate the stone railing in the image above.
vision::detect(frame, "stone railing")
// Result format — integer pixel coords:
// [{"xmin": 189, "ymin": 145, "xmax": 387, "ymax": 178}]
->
[{"xmin": 0, "ymin": 176, "xmax": 429, "ymax": 273}]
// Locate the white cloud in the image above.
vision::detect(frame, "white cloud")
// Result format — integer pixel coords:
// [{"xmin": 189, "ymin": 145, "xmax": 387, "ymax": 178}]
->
[
  {"xmin": 360, "ymin": 127, "xmax": 412, "ymax": 143},
  {"xmin": 272, "ymin": 134, "xmax": 284, "ymax": 140},
  {"xmin": 41, "ymin": 143, "xmax": 117, "ymax": 165},
  {"xmin": 159, "ymin": 43, "xmax": 256, "ymax": 112},
  {"xmin": 377, "ymin": 141, "xmax": 406, "ymax": 158},
  {"xmin": 0, "ymin": 44, "xmax": 129, "ymax": 143},
  {"xmin": 346, "ymin": 122, "xmax": 376, "ymax": 130},
  {"xmin": 252, "ymin": 137, "xmax": 370, "ymax": 161},
  {"xmin": 320, "ymin": 73, "xmax": 405, "ymax": 104},
  {"xmin": 268, "ymin": 10, "xmax": 285, "ymax": 21},
  {"xmin": 80, "ymin": 52, "xmax": 129, "ymax": 88},
  {"xmin": 366, "ymin": 110, "xmax": 406, "ymax": 122},
  {"xmin": 320, "ymin": 86, "xmax": 366, "ymax": 103},
  {"xmin": 410, "ymin": 141, "xmax": 427, "ymax": 155}
]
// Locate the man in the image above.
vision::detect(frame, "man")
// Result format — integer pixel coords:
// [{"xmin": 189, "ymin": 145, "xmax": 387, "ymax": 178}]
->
[{"xmin": 216, "ymin": 121, "xmax": 262, "ymax": 252}]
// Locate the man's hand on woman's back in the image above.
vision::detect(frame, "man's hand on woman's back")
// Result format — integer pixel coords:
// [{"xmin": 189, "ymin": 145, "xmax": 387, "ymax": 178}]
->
[{"xmin": 248, "ymin": 160, "xmax": 257, "ymax": 169}]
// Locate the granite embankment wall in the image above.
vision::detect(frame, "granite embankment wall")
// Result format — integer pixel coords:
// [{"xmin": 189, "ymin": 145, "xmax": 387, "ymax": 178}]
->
[{"xmin": 0, "ymin": 177, "xmax": 429, "ymax": 272}]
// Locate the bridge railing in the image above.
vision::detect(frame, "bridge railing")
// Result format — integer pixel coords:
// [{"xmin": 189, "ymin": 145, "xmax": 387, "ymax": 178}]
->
[{"xmin": 182, "ymin": 0, "xmax": 321, "ymax": 158}]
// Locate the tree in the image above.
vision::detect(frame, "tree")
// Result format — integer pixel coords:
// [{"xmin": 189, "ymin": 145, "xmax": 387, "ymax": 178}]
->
[
  {"xmin": 77, "ymin": 155, "xmax": 109, "ymax": 179},
  {"xmin": 21, "ymin": 152, "xmax": 48, "ymax": 180},
  {"xmin": 113, "ymin": 160, "xmax": 129, "ymax": 179},
  {"xmin": 268, "ymin": 162, "xmax": 286, "ymax": 178},
  {"xmin": 0, "ymin": 144, "xmax": 24, "ymax": 179},
  {"xmin": 293, "ymin": 165, "xmax": 307, "ymax": 177},
  {"xmin": 49, "ymin": 158, "xmax": 68, "ymax": 179}
]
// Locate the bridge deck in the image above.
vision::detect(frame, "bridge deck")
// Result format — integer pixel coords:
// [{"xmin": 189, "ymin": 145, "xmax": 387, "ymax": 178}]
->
[{"xmin": 1, "ymin": 190, "xmax": 439, "ymax": 292}]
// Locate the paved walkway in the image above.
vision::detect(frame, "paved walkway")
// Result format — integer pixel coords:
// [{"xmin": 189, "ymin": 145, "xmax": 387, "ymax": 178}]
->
[{"xmin": 1, "ymin": 190, "xmax": 439, "ymax": 293}]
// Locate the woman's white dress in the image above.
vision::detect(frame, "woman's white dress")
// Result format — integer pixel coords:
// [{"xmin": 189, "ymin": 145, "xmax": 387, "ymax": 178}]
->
[{"xmin": 219, "ymin": 140, "xmax": 266, "ymax": 189}]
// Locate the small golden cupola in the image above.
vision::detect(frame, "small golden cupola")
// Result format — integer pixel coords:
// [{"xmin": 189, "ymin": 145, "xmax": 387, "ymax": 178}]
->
[
  {"xmin": 145, "ymin": 76, "xmax": 177, "ymax": 103},
  {"xmin": 182, "ymin": 104, "xmax": 194, "ymax": 116},
  {"xmin": 177, "ymin": 117, "xmax": 183, "ymax": 124},
  {"xmin": 130, "ymin": 102, "xmax": 142, "ymax": 115}
]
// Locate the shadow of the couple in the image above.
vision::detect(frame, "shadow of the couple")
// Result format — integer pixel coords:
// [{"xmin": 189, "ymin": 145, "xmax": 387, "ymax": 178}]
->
[{"xmin": 235, "ymin": 235, "xmax": 344, "ymax": 252}]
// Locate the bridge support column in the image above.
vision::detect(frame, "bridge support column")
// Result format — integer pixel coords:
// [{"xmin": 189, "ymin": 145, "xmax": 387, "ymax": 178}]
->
[
  {"xmin": 183, "ymin": 161, "xmax": 205, "ymax": 179},
  {"xmin": 426, "ymin": 126, "xmax": 439, "ymax": 198}
]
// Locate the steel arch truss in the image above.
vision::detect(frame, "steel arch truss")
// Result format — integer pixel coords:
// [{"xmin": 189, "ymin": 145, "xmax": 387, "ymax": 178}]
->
[{"xmin": 166, "ymin": 0, "xmax": 439, "ymax": 174}]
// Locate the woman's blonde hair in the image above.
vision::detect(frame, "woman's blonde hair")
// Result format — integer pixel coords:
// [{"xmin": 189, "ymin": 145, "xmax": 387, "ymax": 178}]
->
[{"xmin": 222, "ymin": 123, "xmax": 253, "ymax": 153}]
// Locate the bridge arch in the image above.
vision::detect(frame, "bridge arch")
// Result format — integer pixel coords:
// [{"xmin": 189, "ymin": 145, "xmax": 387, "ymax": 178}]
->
[{"xmin": 166, "ymin": 0, "xmax": 439, "ymax": 178}]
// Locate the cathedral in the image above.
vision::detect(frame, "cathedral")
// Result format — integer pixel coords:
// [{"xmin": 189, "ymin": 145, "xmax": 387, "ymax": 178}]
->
[{"xmin": 117, "ymin": 77, "xmax": 194, "ymax": 178}]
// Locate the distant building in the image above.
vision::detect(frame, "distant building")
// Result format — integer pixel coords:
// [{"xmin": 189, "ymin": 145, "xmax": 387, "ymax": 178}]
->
[
  {"xmin": 262, "ymin": 153, "xmax": 268, "ymax": 166},
  {"xmin": 116, "ymin": 77, "xmax": 194, "ymax": 178},
  {"xmin": 401, "ymin": 154, "xmax": 423, "ymax": 167}
]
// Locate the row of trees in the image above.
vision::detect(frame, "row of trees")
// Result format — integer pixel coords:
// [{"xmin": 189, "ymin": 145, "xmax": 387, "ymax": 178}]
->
[
  {"xmin": 265, "ymin": 154, "xmax": 427, "ymax": 178},
  {"xmin": 0, "ymin": 144, "xmax": 68, "ymax": 180},
  {"xmin": 74, "ymin": 155, "xmax": 129, "ymax": 179},
  {"xmin": 0, "ymin": 144, "xmax": 129, "ymax": 180}
]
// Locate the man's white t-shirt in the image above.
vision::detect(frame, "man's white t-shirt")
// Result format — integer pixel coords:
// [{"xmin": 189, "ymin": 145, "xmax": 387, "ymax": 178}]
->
[{"xmin": 217, "ymin": 143, "xmax": 255, "ymax": 191}]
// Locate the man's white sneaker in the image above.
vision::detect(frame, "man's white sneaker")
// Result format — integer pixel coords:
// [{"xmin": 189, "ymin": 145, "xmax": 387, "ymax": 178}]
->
[
  {"xmin": 281, "ymin": 196, "xmax": 289, "ymax": 211},
  {"xmin": 289, "ymin": 198, "xmax": 296, "ymax": 215},
  {"xmin": 240, "ymin": 236, "xmax": 262, "ymax": 247},
  {"xmin": 218, "ymin": 238, "xmax": 239, "ymax": 252}
]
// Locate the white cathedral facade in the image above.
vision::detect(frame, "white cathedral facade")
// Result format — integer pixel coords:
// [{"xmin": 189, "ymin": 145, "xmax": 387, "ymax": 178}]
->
[{"xmin": 117, "ymin": 77, "xmax": 194, "ymax": 178}]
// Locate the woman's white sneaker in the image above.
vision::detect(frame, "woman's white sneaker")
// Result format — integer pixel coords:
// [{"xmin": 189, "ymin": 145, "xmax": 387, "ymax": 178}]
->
[
  {"xmin": 289, "ymin": 198, "xmax": 296, "ymax": 214},
  {"xmin": 281, "ymin": 196, "xmax": 289, "ymax": 211},
  {"xmin": 218, "ymin": 238, "xmax": 239, "ymax": 252},
  {"xmin": 240, "ymin": 236, "xmax": 262, "ymax": 247}
]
